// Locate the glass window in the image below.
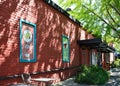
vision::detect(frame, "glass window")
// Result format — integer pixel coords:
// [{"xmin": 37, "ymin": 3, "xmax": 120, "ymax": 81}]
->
[{"xmin": 62, "ymin": 35, "xmax": 70, "ymax": 62}]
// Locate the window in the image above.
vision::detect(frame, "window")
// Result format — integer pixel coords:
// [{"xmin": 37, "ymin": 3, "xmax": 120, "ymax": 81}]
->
[
  {"xmin": 62, "ymin": 35, "xmax": 70, "ymax": 62},
  {"xmin": 19, "ymin": 19, "xmax": 36, "ymax": 62},
  {"xmin": 90, "ymin": 49, "xmax": 97, "ymax": 65}
]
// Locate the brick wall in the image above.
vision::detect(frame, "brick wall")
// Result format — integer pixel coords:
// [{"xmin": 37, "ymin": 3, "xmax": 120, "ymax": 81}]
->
[{"xmin": 0, "ymin": 0, "xmax": 93, "ymax": 85}]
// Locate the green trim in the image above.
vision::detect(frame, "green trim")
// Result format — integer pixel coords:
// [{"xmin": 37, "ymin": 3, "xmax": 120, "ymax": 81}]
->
[
  {"xmin": 19, "ymin": 18, "xmax": 36, "ymax": 62},
  {"xmin": 62, "ymin": 35, "xmax": 70, "ymax": 62}
]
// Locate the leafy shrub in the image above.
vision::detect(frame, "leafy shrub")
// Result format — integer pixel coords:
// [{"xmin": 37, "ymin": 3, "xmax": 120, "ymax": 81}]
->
[
  {"xmin": 111, "ymin": 59, "xmax": 120, "ymax": 68},
  {"xmin": 75, "ymin": 65, "xmax": 110, "ymax": 85}
]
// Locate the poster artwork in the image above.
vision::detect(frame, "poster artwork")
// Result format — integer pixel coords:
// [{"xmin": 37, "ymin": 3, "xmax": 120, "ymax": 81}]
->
[
  {"xmin": 22, "ymin": 28, "xmax": 33, "ymax": 60},
  {"xmin": 20, "ymin": 19, "xmax": 36, "ymax": 62},
  {"xmin": 62, "ymin": 35, "xmax": 70, "ymax": 62}
]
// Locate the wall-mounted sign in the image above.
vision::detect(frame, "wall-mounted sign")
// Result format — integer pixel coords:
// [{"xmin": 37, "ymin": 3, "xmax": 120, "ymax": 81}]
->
[
  {"xmin": 19, "ymin": 19, "xmax": 36, "ymax": 62},
  {"xmin": 62, "ymin": 35, "xmax": 70, "ymax": 62}
]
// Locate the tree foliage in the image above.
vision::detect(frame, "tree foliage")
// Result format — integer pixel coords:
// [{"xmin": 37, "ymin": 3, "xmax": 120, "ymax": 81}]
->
[{"xmin": 55, "ymin": 0, "xmax": 120, "ymax": 52}]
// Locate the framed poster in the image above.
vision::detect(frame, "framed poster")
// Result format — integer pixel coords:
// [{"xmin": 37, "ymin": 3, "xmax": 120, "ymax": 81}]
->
[
  {"xmin": 62, "ymin": 35, "xmax": 70, "ymax": 62},
  {"xmin": 19, "ymin": 19, "xmax": 36, "ymax": 62}
]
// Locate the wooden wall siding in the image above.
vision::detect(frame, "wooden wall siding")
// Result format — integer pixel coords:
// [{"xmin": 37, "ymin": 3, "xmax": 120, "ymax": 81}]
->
[{"xmin": 0, "ymin": 0, "xmax": 94, "ymax": 85}]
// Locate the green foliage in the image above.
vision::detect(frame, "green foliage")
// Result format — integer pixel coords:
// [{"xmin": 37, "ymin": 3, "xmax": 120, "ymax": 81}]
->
[
  {"xmin": 75, "ymin": 65, "xmax": 110, "ymax": 85},
  {"xmin": 111, "ymin": 59, "xmax": 120, "ymax": 68},
  {"xmin": 55, "ymin": 0, "xmax": 120, "ymax": 51},
  {"xmin": 114, "ymin": 41, "xmax": 120, "ymax": 52}
]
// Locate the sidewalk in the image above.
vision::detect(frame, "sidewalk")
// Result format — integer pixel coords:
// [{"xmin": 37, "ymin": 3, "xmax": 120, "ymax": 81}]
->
[
  {"xmin": 105, "ymin": 68, "xmax": 120, "ymax": 86},
  {"xmin": 51, "ymin": 68, "xmax": 120, "ymax": 86}
]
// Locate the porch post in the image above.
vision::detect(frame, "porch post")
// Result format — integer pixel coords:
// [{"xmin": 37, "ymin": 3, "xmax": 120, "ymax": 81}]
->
[{"xmin": 97, "ymin": 45, "xmax": 102, "ymax": 67}]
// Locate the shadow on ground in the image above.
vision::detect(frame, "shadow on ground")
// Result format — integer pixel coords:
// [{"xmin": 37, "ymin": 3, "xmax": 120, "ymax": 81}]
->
[{"xmin": 105, "ymin": 68, "xmax": 120, "ymax": 86}]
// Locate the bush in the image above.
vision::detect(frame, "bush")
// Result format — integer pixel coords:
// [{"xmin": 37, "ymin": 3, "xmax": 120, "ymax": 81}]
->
[
  {"xmin": 111, "ymin": 59, "xmax": 120, "ymax": 68},
  {"xmin": 75, "ymin": 65, "xmax": 110, "ymax": 85}
]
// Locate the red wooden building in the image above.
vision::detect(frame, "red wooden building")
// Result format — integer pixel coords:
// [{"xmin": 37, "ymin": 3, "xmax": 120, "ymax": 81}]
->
[{"xmin": 0, "ymin": 0, "xmax": 115, "ymax": 85}]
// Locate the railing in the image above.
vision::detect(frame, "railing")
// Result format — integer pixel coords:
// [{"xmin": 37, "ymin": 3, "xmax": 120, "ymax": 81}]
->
[{"xmin": 0, "ymin": 66, "xmax": 80, "ymax": 81}]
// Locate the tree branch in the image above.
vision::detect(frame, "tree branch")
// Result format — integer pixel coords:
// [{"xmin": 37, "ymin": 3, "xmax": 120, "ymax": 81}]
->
[
  {"xmin": 109, "ymin": 4, "xmax": 120, "ymax": 16},
  {"xmin": 106, "ymin": 5, "xmax": 118, "ymax": 27},
  {"xmin": 83, "ymin": 5, "xmax": 120, "ymax": 34}
]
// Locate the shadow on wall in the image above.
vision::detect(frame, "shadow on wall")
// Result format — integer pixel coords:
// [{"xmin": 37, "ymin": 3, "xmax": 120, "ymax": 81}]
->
[
  {"xmin": 35, "ymin": 0, "xmax": 80, "ymax": 77},
  {"xmin": 0, "ymin": 0, "xmax": 20, "ymax": 75},
  {"xmin": 0, "ymin": 0, "xmax": 80, "ymax": 85}
]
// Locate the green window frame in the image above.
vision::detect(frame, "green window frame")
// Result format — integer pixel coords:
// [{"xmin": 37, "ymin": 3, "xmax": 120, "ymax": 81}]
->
[
  {"xmin": 19, "ymin": 19, "xmax": 36, "ymax": 62},
  {"xmin": 62, "ymin": 35, "xmax": 70, "ymax": 62}
]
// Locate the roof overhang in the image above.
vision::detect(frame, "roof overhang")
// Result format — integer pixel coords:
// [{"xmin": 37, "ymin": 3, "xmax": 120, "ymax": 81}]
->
[{"xmin": 77, "ymin": 38, "xmax": 115, "ymax": 53}]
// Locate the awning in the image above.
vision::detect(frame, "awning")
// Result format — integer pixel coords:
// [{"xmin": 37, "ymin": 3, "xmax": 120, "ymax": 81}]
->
[{"xmin": 77, "ymin": 38, "xmax": 115, "ymax": 53}]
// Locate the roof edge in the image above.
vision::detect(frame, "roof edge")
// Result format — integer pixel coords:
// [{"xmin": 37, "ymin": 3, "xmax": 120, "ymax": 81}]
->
[
  {"xmin": 77, "ymin": 38, "xmax": 116, "ymax": 52},
  {"xmin": 44, "ymin": 0, "xmax": 82, "ymax": 27}
]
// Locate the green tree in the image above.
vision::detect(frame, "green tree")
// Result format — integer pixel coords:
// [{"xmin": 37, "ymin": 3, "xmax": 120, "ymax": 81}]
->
[{"xmin": 54, "ymin": 0, "xmax": 120, "ymax": 52}]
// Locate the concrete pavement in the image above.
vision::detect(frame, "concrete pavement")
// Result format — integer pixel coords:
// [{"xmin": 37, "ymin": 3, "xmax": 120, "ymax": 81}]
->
[
  {"xmin": 105, "ymin": 68, "xmax": 120, "ymax": 86},
  {"xmin": 51, "ymin": 68, "xmax": 120, "ymax": 86}
]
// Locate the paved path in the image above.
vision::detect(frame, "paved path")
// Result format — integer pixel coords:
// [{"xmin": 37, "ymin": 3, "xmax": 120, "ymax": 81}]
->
[
  {"xmin": 105, "ymin": 68, "xmax": 120, "ymax": 86},
  {"xmin": 51, "ymin": 68, "xmax": 120, "ymax": 86}
]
